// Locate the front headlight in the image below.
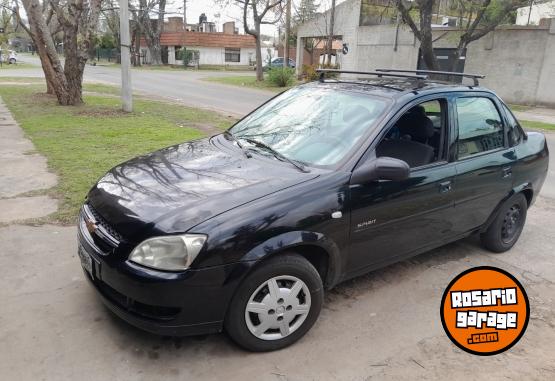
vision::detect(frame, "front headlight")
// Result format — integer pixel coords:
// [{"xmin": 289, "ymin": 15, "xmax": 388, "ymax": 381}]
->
[{"xmin": 129, "ymin": 234, "xmax": 207, "ymax": 271}]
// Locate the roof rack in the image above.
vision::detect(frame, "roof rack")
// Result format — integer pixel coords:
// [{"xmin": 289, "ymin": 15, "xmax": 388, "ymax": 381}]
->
[
  {"xmin": 316, "ymin": 69, "xmax": 428, "ymax": 87},
  {"xmin": 375, "ymin": 68, "xmax": 485, "ymax": 86}
]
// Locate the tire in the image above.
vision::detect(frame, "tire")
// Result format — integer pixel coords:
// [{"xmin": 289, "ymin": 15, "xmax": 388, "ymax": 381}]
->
[
  {"xmin": 481, "ymin": 193, "xmax": 528, "ymax": 253},
  {"xmin": 225, "ymin": 254, "xmax": 324, "ymax": 352}
]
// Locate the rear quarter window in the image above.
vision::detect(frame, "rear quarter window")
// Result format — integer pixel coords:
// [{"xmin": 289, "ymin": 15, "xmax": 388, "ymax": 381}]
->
[{"xmin": 501, "ymin": 104, "xmax": 525, "ymax": 146}]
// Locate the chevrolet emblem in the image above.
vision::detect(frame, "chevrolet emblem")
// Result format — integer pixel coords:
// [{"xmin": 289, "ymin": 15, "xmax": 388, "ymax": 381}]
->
[{"xmin": 85, "ymin": 218, "xmax": 98, "ymax": 235}]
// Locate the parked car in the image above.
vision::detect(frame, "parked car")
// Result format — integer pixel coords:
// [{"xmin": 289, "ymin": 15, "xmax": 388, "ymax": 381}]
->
[
  {"xmin": 262, "ymin": 57, "xmax": 296, "ymax": 71},
  {"xmin": 0, "ymin": 50, "xmax": 17, "ymax": 64},
  {"xmin": 77, "ymin": 69, "xmax": 548, "ymax": 352}
]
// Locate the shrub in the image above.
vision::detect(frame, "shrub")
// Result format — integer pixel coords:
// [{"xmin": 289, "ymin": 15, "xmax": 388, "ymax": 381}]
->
[
  {"xmin": 178, "ymin": 48, "xmax": 199, "ymax": 67},
  {"xmin": 318, "ymin": 62, "xmax": 340, "ymax": 79},
  {"xmin": 302, "ymin": 64, "xmax": 319, "ymax": 82},
  {"xmin": 267, "ymin": 67, "xmax": 296, "ymax": 87}
]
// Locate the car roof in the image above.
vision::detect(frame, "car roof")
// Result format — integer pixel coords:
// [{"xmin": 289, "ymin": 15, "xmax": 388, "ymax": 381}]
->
[{"xmin": 305, "ymin": 78, "xmax": 495, "ymax": 100}]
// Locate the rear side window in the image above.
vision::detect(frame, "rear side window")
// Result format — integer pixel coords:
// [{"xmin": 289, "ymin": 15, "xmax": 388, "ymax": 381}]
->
[
  {"xmin": 501, "ymin": 104, "xmax": 524, "ymax": 146},
  {"xmin": 456, "ymin": 97, "xmax": 505, "ymax": 159}
]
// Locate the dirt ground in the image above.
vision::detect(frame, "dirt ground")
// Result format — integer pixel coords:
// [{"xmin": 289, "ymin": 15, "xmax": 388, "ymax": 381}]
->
[
  {"xmin": 1, "ymin": 195, "xmax": 554, "ymax": 380},
  {"xmin": 1, "ymin": 92, "xmax": 554, "ymax": 380}
]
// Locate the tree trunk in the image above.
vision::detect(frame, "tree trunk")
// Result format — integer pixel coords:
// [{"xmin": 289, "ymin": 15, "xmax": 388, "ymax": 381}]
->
[
  {"xmin": 255, "ymin": 32, "xmax": 263, "ymax": 81},
  {"xmin": 418, "ymin": 0, "xmax": 440, "ymax": 71},
  {"xmin": 63, "ymin": 26, "xmax": 86, "ymax": 105},
  {"xmin": 23, "ymin": 0, "xmax": 68, "ymax": 102},
  {"xmin": 139, "ymin": 0, "xmax": 166, "ymax": 65}
]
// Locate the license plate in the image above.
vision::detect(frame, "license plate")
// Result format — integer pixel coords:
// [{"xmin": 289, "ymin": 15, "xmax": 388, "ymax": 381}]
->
[{"xmin": 78, "ymin": 244, "xmax": 93, "ymax": 277}]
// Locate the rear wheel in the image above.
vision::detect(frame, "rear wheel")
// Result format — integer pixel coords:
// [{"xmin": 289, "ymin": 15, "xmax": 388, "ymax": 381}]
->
[
  {"xmin": 225, "ymin": 254, "xmax": 323, "ymax": 352},
  {"xmin": 481, "ymin": 193, "xmax": 528, "ymax": 253}
]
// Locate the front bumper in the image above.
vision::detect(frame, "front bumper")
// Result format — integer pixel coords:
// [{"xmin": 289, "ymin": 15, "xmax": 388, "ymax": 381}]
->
[{"xmin": 77, "ymin": 208, "xmax": 251, "ymax": 336}]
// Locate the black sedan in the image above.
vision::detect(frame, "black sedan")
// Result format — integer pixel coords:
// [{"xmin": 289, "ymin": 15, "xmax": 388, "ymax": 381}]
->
[{"xmin": 77, "ymin": 69, "xmax": 549, "ymax": 351}]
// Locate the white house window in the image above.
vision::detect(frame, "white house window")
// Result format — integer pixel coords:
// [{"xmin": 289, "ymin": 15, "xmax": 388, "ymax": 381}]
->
[{"xmin": 225, "ymin": 48, "xmax": 241, "ymax": 63}]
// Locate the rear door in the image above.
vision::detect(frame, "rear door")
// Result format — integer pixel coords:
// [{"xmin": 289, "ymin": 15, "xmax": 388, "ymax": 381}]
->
[{"xmin": 451, "ymin": 94, "xmax": 515, "ymax": 235}]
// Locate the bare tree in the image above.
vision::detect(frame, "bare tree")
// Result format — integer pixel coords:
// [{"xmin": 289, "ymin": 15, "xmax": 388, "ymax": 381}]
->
[
  {"xmin": 130, "ymin": 0, "xmax": 166, "ymax": 65},
  {"xmin": 0, "ymin": 0, "xmax": 13, "ymax": 46},
  {"xmin": 18, "ymin": 0, "xmax": 102, "ymax": 105},
  {"xmin": 226, "ymin": 0, "xmax": 283, "ymax": 81},
  {"xmin": 292, "ymin": 0, "xmax": 320, "ymax": 65},
  {"xmin": 395, "ymin": 0, "xmax": 531, "ymax": 71}
]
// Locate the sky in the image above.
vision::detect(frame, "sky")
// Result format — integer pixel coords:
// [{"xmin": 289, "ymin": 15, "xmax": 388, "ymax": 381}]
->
[{"xmin": 164, "ymin": 0, "xmax": 344, "ymax": 37}]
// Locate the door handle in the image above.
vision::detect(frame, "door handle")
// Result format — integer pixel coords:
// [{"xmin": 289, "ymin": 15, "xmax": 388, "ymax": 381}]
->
[
  {"xmin": 439, "ymin": 180, "xmax": 452, "ymax": 194},
  {"xmin": 502, "ymin": 166, "xmax": 512, "ymax": 178}
]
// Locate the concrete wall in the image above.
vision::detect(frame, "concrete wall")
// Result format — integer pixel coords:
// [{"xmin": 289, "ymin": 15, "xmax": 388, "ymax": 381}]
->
[
  {"xmin": 356, "ymin": 24, "xmax": 419, "ymax": 72},
  {"xmin": 297, "ymin": 0, "xmax": 555, "ymax": 106}
]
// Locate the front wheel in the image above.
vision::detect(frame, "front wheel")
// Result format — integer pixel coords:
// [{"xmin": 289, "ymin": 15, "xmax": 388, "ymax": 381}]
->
[
  {"xmin": 225, "ymin": 254, "xmax": 323, "ymax": 352},
  {"xmin": 481, "ymin": 193, "xmax": 528, "ymax": 253}
]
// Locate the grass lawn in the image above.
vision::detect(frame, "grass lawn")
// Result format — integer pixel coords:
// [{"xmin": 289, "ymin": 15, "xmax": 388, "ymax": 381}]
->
[
  {"xmin": 0, "ymin": 62, "xmax": 36, "ymax": 70},
  {"xmin": 0, "ymin": 76, "xmax": 44, "ymax": 83},
  {"xmin": 0, "ymin": 83, "xmax": 235, "ymax": 224},
  {"xmin": 204, "ymin": 75, "xmax": 298, "ymax": 93}
]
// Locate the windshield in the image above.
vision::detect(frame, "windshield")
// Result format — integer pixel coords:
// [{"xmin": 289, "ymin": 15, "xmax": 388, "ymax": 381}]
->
[{"xmin": 229, "ymin": 86, "xmax": 389, "ymax": 166}]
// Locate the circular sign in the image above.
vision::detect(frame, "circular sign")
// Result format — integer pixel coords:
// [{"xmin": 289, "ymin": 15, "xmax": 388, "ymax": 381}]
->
[{"xmin": 440, "ymin": 266, "xmax": 529, "ymax": 356}]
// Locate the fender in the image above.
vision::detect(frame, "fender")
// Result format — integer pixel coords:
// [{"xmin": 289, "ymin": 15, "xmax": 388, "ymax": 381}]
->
[
  {"xmin": 480, "ymin": 182, "xmax": 533, "ymax": 233},
  {"xmin": 239, "ymin": 230, "xmax": 343, "ymax": 288}
]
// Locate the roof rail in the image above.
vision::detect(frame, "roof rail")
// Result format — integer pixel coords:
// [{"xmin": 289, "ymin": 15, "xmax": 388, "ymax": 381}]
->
[
  {"xmin": 375, "ymin": 68, "xmax": 485, "ymax": 86},
  {"xmin": 316, "ymin": 69, "xmax": 428, "ymax": 87}
]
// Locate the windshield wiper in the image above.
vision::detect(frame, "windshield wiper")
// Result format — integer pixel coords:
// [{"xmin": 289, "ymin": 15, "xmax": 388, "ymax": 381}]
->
[
  {"xmin": 224, "ymin": 131, "xmax": 252, "ymax": 158},
  {"xmin": 240, "ymin": 137, "xmax": 310, "ymax": 173}
]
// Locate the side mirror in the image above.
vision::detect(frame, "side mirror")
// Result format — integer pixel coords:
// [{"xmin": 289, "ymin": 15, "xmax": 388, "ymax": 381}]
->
[{"xmin": 351, "ymin": 157, "xmax": 410, "ymax": 184}]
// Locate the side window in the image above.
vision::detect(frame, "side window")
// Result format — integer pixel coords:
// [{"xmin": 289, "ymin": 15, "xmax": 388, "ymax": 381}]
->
[
  {"xmin": 456, "ymin": 97, "xmax": 504, "ymax": 159},
  {"xmin": 501, "ymin": 104, "xmax": 524, "ymax": 146},
  {"xmin": 376, "ymin": 99, "xmax": 447, "ymax": 168}
]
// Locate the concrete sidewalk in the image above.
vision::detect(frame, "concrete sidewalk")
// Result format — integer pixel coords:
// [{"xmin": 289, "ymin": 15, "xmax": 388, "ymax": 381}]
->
[{"xmin": 0, "ymin": 96, "xmax": 57, "ymax": 223}]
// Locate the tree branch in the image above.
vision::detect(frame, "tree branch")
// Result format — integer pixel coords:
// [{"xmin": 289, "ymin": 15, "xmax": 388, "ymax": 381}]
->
[{"xmin": 396, "ymin": 0, "xmax": 422, "ymax": 40}]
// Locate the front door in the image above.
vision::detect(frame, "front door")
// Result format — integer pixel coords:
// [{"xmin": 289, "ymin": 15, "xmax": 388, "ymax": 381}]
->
[{"xmin": 346, "ymin": 98, "xmax": 457, "ymax": 276}]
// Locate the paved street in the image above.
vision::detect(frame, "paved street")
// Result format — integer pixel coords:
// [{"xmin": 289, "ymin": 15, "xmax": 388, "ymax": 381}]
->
[
  {"xmin": 1, "ymin": 58, "xmax": 555, "ymax": 380},
  {"xmin": 1, "ymin": 54, "xmax": 272, "ymax": 117}
]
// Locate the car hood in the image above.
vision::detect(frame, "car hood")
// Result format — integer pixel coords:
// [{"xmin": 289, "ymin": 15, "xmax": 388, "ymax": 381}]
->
[{"xmin": 87, "ymin": 135, "xmax": 317, "ymax": 241}]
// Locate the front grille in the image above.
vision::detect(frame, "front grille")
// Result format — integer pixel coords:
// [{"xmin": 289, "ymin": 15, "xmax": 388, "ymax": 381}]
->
[{"xmin": 86, "ymin": 203, "xmax": 124, "ymax": 243}]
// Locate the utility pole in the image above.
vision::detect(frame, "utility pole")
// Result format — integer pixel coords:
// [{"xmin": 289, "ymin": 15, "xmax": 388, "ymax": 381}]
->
[
  {"xmin": 119, "ymin": 0, "xmax": 133, "ymax": 112},
  {"xmin": 284, "ymin": 0, "xmax": 291, "ymax": 67},
  {"xmin": 183, "ymin": 0, "xmax": 187, "ymax": 25},
  {"xmin": 326, "ymin": 0, "xmax": 336, "ymax": 66},
  {"xmin": 527, "ymin": 0, "xmax": 534, "ymax": 26}
]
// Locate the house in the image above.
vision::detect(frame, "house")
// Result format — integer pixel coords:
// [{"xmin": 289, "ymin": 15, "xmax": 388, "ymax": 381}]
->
[{"xmin": 141, "ymin": 17, "xmax": 273, "ymax": 67}]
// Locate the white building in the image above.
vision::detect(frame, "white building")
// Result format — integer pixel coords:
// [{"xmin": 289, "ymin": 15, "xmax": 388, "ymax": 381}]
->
[
  {"xmin": 142, "ymin": 18, "xmax": 275, "ymax": 67},
  {"xmin": 516, "ymin": 1, "xmax": 555, "ymax": 25}
]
